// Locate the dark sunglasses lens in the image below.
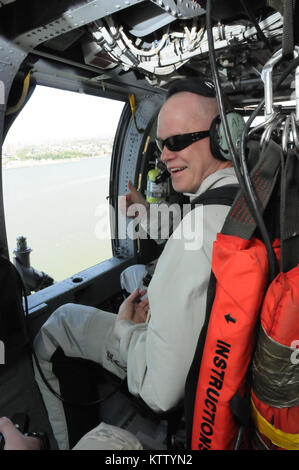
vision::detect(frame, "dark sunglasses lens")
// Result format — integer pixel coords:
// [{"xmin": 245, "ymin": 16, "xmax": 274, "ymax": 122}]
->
[
  {"xmin": 156, "ymin": 132, "xmax": 209, "ymax": 152},
  {"xmin": 166, "ymin": 135, "xmax": 191, "ymax": 151},
  {"xmin": 156, "ymin": 136, "xmax": 189, "ymax": 152}
]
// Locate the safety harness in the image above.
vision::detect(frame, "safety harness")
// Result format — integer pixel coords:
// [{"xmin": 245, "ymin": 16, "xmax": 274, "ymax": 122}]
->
[
  {"xmin": 185, "ymin": 38, "xmax": 299, "ymax": 449},
  {"xmin": 185, "ymin": 138, "xmax": 282, "ymax": 450}
]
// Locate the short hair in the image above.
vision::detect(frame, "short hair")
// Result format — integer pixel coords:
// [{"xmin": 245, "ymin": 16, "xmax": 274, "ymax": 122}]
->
[
  {"xmin": 166, "ymin": 78, "xmax": 216, "ymax": 99},
  {"xmin": 166, "ymin": 77, "xmax": 232, "ymax": 111}
]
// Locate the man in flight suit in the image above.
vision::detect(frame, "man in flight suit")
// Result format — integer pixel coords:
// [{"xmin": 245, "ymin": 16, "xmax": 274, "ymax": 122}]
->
[{"xmin": 32, "ymin": 79, "xmax": 238, "ymax": 449}]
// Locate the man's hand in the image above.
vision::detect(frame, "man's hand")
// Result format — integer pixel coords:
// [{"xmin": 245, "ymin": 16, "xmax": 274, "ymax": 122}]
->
[
  {"xmin": 115, "ymin": 288, "xmax": 149, "ymax": 325},
  {"xmin": 119, "ymin": 180, "xmax": 149, "ymax": 218},
  {"xmin": 0, "ymin": 417, "xmax": 42, "ymax": 450}
]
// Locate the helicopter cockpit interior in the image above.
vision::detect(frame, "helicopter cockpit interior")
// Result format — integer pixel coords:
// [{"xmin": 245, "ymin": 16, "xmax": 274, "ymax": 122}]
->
[{"xmin": 0, "ymin": 0, "xmax": 298, "ymax": 451}]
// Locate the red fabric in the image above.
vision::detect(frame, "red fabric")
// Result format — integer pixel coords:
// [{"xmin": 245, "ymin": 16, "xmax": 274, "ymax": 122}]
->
[
  {"xmin": 261, "ymin": 264, "xmax": 299, "ymax": 345},
  {"xmin": 251, "ymin": 260, "xmax": 299, "ymax": 449},
  {"xmin": 252, "ymin": 390, "xmax": 299, "ymax": 448},
  {"xmin": 191, "ymin": 234, "xmax": 269, "ymax": 450}
]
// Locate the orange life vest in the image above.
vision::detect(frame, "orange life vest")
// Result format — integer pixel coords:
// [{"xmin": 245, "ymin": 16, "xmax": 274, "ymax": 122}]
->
[
  {"xmin": 190, "ymin": 234, "xmax": 269, "ymax": 450},
  {"xmin": 185, "ymin": 141, "xmax": 299, "ymax": 451},
  {"xmin": 190, "ymin": 235, "xmax": 299, "ymax": 450},
  {"xmin": 250, "ymin": 148, "xmax": 299, "ymax": 450}
]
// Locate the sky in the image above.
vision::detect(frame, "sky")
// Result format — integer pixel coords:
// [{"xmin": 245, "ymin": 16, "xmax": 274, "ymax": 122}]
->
[{"xmin": 4, "ymin": 85, "xmax": 125, "ymax": 148}]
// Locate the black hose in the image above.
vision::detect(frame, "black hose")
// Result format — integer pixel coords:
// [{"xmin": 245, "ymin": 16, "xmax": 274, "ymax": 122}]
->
[
  {"xmin": 275, "ymin": 55, "xmax": 299, "ymax": 88},
  {"xmin": 240, "ymin": 0, "xmax": 273, "ymax": 53},
  {"xmin": 238, "ymin": 104, "xmax": 279, "ymax": 282}
]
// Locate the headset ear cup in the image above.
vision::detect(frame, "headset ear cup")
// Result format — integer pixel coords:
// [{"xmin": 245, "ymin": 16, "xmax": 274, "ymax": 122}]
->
[
  {"xmin": 210, "ymin": 112, "xmax": 246, "ymax": 161},
  {"xmin": 209, "ymin": 115, "xmax": 227, "ymax": 161}
]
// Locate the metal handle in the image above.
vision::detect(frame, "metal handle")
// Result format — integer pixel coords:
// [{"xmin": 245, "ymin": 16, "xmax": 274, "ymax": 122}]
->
[{"xmin": 261, "ymin": 47, "xmax": 299, "ymax": 119}]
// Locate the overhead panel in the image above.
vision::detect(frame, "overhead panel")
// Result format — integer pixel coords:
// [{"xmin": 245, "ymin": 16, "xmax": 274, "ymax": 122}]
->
[
  {"xmin": 13, "ymin": 0, "xmax": 146, "ymax": 50},
  {"xmin": 120, "ymin": 2, "xmax": 176, "ymax": 38}
]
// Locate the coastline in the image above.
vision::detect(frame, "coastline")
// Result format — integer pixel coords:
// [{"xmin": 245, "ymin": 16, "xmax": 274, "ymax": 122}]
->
[{"xmin": 2, "ymin": 154, "xmax": 109, "ymax": 170}]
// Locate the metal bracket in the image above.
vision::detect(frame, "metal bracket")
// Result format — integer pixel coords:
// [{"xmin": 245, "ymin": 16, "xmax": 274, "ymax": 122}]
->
[
  {"xmin": 261, "ymin": 47, "xmax": 299, "ymax": 119},
  {"xmin": 249, "ymin": 46, "xmax": 299, "ymax": 156},
  {"xmin": 149, "ymin": 0, "xmax": 205, "ymax": 19}
]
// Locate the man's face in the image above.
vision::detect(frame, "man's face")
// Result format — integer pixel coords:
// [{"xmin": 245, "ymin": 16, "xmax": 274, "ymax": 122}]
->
[{"xmin": 157, "ymin": 92, "xmax": 221, "ymax": 194}]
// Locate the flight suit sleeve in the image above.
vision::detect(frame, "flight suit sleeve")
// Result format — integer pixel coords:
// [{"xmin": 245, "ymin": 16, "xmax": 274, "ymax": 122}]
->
[
  {"xmin": 114, "ymin": 203, "xmax": 231, "ymax": 413},
  {"xmin": 114, "ymin": 290, "xmax": 209, "ymax": 413},
  {"xmin": 113, "ymin": 253, "xmax": 211, "ymax": 413}
]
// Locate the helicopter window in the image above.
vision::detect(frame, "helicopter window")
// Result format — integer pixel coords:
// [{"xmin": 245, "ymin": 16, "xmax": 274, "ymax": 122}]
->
[{"xmin": 2, "ymin": 85, "xmax": 125, "ymax": 287}]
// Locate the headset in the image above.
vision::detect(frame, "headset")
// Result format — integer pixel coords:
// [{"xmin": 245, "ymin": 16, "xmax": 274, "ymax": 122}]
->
[{"xmin": 166, "ymin": 78, "xmax": 246, "ymax": 162}]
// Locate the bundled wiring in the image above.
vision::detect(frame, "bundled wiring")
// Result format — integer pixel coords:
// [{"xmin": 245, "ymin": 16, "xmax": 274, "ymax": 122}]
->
[{"xmin": 89, "ymin": 12, "xmax": 283, "ymax": 81}]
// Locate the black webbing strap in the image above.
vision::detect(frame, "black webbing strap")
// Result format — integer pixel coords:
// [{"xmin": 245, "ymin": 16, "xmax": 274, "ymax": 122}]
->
[
  {"xmin": 222, "ymin": 140, "xmax": 282, "ymax": 240},
  {"xmin": 190, "ymin": 184, "xmax": 240, "ymax": 209},
  {"xmin": 280, "ymin": 149, "xmax": 299, "ymax": 272},
  {"xmin": 282, "ymin": 0, "xmax": 296, "ymax": 59},
  {"xmin": 184, "ymin": 270, "xmax": 216, "ymax": 448}
]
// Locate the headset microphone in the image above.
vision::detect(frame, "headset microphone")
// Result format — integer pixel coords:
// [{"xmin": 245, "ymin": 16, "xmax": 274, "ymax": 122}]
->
[{"xmin": 155, "ymin": 167, "xmax": 170, "ymax": 184}]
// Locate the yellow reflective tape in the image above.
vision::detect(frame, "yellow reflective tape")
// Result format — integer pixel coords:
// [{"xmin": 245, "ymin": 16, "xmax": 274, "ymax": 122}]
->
[
  {"xmin": 128, "ymin": 93, "xmax": 143, "ymax": 133},
  {"xmin": 129, "ymin": 94, "xmax": 136, "ymax": 114},
  {"xmin": 251, "ymin": 399, "xmax": 299, "ymax": 450},
  {"xmin": 6, "ymin": 70, "xmax": 32, "ymax": 116}
]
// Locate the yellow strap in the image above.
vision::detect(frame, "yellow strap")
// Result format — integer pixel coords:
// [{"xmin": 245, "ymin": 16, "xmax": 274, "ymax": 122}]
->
[
  {"xmin": 129, "ymin": 93, "xmax": 136, "ymax": 114},
  {"xmin": 128, "ymin": 93, "xmax": 144, "ymax": 134},
  {"xmin": 143, "ymin": 135, "xmax": 151, "ymax": 154},
  {"xmin": 251, "ymin": 399, "xmax": 299, "ymax": 450},
  {"xmin": 6, "ymin": 70, "xmax": 32, "ymax": 116}
]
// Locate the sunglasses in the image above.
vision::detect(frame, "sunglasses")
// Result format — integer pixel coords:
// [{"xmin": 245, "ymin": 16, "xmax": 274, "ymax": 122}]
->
[{"xmin": 156, "ymin": 130, "xmax": 210, "ymax": 152}]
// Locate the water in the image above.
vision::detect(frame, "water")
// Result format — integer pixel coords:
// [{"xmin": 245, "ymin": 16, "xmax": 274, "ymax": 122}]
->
[{"xmin": 2, "ymin": 156, "xmax": 113, "ymax": 282}]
